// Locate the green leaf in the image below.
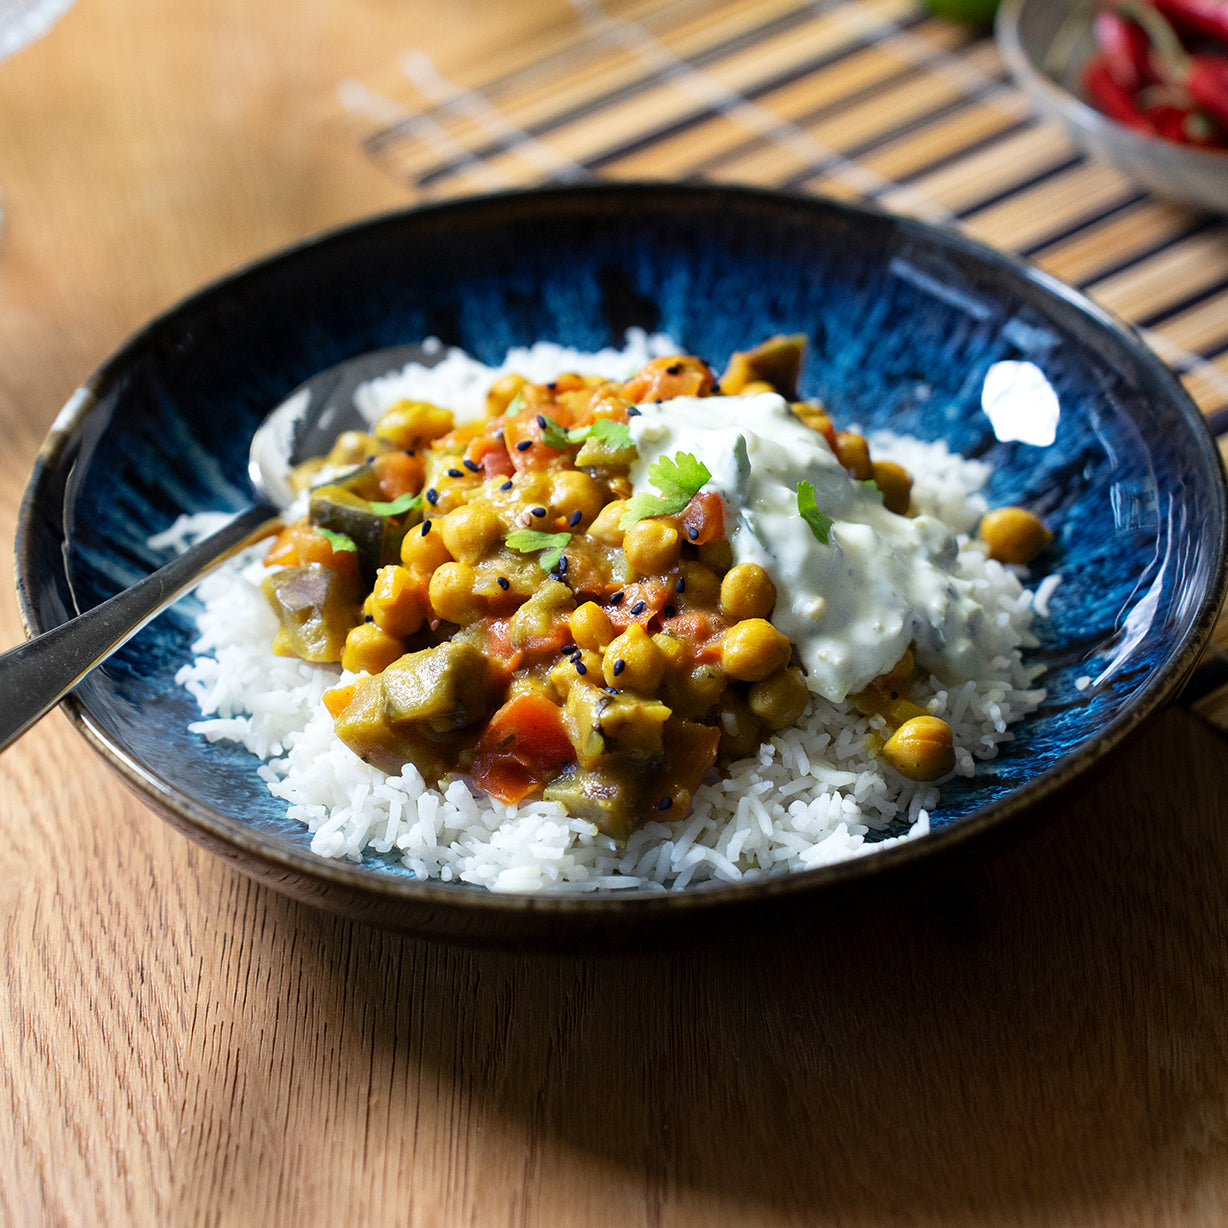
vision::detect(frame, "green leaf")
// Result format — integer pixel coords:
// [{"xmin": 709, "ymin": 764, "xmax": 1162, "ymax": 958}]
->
[
  {"xmin": 538, "ymin": 414, "xmax": 634, "ymax": 452},
  {"xmin": 569, "ymin": 418, "xmax": 634, "ymax": 450},
  {"xmin": 796, "ymin": 481, "xmax": 834, "ymax": 545},
  {"xmin": 504, "ymin": 391, "xmax": 524, "ymax": 418},
  {"xmin": 317, "ymin": 527, "xmax": 358, "ymax": 553},
  {"xmin": 369, "ymin": 491, "xmax": 422, "ymax": 517},
  {"xmin": 619, "ymin": 451, "xmax": 711, "ymax": 529},
  {"xmin": 538, "ymin": 415, "xmax": 571, "ymax": 450},
  {"xmin": 505, "ymin": 528, "xmax": 571, "ymax": 572}
]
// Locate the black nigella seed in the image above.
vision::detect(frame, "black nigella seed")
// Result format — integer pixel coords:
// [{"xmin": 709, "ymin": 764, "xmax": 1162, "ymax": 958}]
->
[
  {"xmin": 531, "ymin": 506, "xmax": 547, "ymax": 518},
  {"xmin": 609, "ymin": 591, "xmax": 624, "ymax": 605},
  {"xmin": 497, "ymin": 576, "xmax": 510, "ymax": 590},
  {"xmin": 500, "ymin": 479, "xmax": 514, "ymax": 491},
  {"xmin": 420, "ymin": 519, "xmax": 432, "ymax": 536},
  {"xmin": 536, "ymin": 414, "xmax": 548, "ymax": 429},
  {"xmin": 626, "ymin": 406, "xmax": 641, "ymax": 417},
  {"xmin": 666, "ymin": 363, "xmax": 682, "ymax": 374},
  {"xmin": 364, "ymin": 613, "xmax": 374, "ymax": 623},
  {"xmin": 516, "ymin": 439, "xmax": 533, "ymax": 452},
  {"xmin": 557, "ymin": 555, "xmax": 569, "ymax": 574},
  {"xmin": 675, "ymin": 576, "xmax": 686, "ymax": 593},
  {"xmin": 569, "ymin": 509, "xmax": 582, "ymax": 527},
  {"xmin": 630, "ymin": 600, "xmax": 646, "ymax": 616},
  {"xmin": 687, "ymin": 526, "xmax": 699, "ymax": 541},
  {"xmin": 403, "ymin": 448, "xmax": 416, "ymax": 457},
  {"xmin": 547, "ymin": 381, "xmax": 558, "ymax": 392},
  {"xmin": 658, "ymin": 796, "xmax": 673, "ymax": 810},
  {"xmin": 426, "ymin": 488, "xmax": 439, "ymax": 506},
  {"xmin": 463, "ymin": 458, "xmax": 481, "ymax": 472},
  {"xmin": 575, "ymin": 660, "xmax": 587, "ymax": 675},
  {"xmin": 664, "ymin": 605, "xmax": 676, "ymax": 619},
  {"xmin": 446, "ymin": 468, "xmax": 462, "ymax": 479},
  {"xmin": 612, "ymin": 658, "xmax": 625, "ymax": 676}
]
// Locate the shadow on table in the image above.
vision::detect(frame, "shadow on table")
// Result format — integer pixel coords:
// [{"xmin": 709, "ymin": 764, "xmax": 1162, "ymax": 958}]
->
[{"xmin": 282, "ymin": 709, "xmax": 1228, "ymax": 1220}]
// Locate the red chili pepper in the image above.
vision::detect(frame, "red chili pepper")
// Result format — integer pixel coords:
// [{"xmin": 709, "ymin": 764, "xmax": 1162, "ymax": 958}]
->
[
  {"xmin": 1185, "ymin": 53, "xmax": 1228, "ymax": 125},
  {"xmin": 1094, "ymin": 7, "xmax": 1155, "ymax": 90},
  {"xmin": 1148, "ymin": 0, "xmax": 1228, "ymax": 44},
  {"xmin": 1082, "ymin": 54, "xmax": 1159, "ymax": 131}
]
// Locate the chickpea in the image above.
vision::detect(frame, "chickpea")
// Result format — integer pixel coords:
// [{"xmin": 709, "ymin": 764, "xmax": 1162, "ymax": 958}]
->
[
  {"xmin": 832, "ymin": 430, "xmax": 873, "ymax": 480},
  {"xmin": 871, "ymin": 460, "xmax": 913, "ymax": 516},
  {"xmin": 400, "ymin": 519, "xmax": 453, "ymax": 573},
  {"xmin": 678, "ymin": 560, "xmax": 721, "ymax": 608},
  {"xmin": 439, "ymin": 502, "xmax": 502, "ymax": 566},
  {"xmin": 485, "ymin": 372, "xmax": 526, "ymax": 417},
  {"xmin": 341, "ymin": 622, "xmax": 404, "ymax": 675},
  {"xmin": 698, "ymin": 538, "xmax": 733, "ymax": 575},
  {"xmin": 719, "ymin": 563, "xmax": 777, "ymax": 622},
  {"xmin": 570, "ymin": 601, "xmax": 615, "ymax": 651},
  {"xmin": 588, "ymin": 499, "xmax": 628, "ymax": 547},
  {"xmin": 882, "ymin": 715, "xmax": 955, "ymax": 781},
  {"xmin": 368, "ymin": 565, "xmax": 426, "ymax": 637},
  {"xmin": 666, "ymin": 663, "xmax": 727, "ymax": 719},
  {"xmin": 748, "ymin": 667, "xmax": 810, "ymax": 730},
  {"xmin": 720, "ymin": 618, "xmax": 792, "ymax": 682},
  {"xmin": 623, "ymin": 518, "xmax": 682, "ymax": 575},
  {"xmin": 548, "ymin": 469, "xmax": 606, "ymax": 529},
  {"xmin": 602, "ymin": 624, "xmax": 665, "ymax": 694},
  {"xmin": 979, "ymin": 507, "xmax": 1053, "ymax": 565},
  {"xmin": 428, "ymin": 561, "xmax": 486, "ymax": 625},
  {"xmin": 548, "ymin": 649, "xmax": 603, "ymax": 699}
]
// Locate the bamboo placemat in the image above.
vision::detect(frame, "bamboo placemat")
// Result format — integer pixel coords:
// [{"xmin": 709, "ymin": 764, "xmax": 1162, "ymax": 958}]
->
[{"xmin": 331, "ymin": 0, "xmax": 1228, "ymax": 715}]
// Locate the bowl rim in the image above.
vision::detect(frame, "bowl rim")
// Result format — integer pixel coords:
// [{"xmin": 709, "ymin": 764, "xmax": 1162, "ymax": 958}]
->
[
  {"xmin": 996, "ymin": 0, "xmax": 1228, "ymax": 167},
  {"xmin": 16, "ymin": 180, "xmax": 1228, "ymax": 922}
]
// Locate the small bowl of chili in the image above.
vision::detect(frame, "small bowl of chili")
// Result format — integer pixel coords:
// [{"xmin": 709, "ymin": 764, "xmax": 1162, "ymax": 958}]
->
[{"xmin": 996, "ymin": 0, "xmax": 1228, "ymax": 213}]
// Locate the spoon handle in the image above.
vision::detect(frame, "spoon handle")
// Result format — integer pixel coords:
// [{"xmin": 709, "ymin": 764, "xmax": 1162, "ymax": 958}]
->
[{"xmin": 0, "ymin": 503, "xmax": 280, "ymax": 752}]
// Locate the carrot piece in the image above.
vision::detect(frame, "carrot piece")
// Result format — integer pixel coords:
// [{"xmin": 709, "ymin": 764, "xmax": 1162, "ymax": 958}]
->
[
  {"xmin": 372, "ymin": 450, "xmax": 425, "ymax": 500},
  {"xmin": 323, "ymin": 683, "xmax": 357, "ymax": 718}
]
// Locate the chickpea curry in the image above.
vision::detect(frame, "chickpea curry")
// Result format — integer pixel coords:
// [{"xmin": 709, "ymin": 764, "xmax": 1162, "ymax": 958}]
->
[{"xmin": 260, "ymin": 337, "xmax": 1051, "ymax": 840}]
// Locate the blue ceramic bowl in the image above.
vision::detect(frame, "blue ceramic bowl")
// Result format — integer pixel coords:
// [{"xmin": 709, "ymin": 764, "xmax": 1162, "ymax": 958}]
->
[{"xmin": 15, "ymin": 184, "xmax": 1228, "ymax": 943}]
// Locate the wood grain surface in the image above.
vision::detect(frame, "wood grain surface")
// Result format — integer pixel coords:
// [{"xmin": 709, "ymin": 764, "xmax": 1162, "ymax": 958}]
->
[{"xmin": 4, "ymin": 1, "xmax": 1228, "ymax": 1224}]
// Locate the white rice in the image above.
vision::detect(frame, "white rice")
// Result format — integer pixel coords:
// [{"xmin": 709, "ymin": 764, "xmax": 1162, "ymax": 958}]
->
[{"xmin": 168, "ymin": 334, "xmax": 1047, "ymax": 893}]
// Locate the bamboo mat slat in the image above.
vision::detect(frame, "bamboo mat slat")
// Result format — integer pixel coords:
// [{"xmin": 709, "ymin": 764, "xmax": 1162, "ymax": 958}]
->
[{"xmin": 329, "ymin": 0, "xmax": 1228, "ymax": 721}]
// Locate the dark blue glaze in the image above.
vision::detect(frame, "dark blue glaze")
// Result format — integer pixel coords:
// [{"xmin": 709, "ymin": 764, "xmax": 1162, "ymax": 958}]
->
[{"xmin": 15, "ymin": 184, "xmax": 1228, "ymax": 935}]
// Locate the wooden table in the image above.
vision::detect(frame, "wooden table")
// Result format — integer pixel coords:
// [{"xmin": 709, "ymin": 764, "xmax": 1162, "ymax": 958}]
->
[{"xmin": 5, "ymin": 0, "xmax": 1228, "ymax": 1223}]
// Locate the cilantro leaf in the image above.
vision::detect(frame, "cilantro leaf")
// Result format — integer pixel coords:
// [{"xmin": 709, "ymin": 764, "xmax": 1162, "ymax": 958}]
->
[
  {"xmin": 569, "ymin": 418, "xmax": 634, "ymax": 450},
  {"xmin": 619, "ymin": 451, "xmax": 711, "ymax": 529},
  {"xmin": 796, "ymin": 481, "xmax": 834, "ymax": 545},
  {"xmin": 369, "ymin": 491, "xmax": 422, "ymax": 517},
  {"xmin": 538, "ymin": 415, "xmax": 635, "ymax": 452},
  {"xmin": 505, "ymin": 528, "xmax": 571, "ymax": 572},
  {"xmin": 317, "ymin": 527, "xmax": 358, "ymax": 553}
]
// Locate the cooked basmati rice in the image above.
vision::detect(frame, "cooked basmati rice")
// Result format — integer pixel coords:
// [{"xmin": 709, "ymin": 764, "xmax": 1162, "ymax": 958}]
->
[{"xmin": 168, "ymin": 334, "xmax": 1046, "ymax": 892}]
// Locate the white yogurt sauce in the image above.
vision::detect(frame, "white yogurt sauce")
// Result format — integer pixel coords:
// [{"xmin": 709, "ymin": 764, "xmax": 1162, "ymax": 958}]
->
[{"xmin": 627, "ymin": 393, "xmax": 991, "ymax": 701}]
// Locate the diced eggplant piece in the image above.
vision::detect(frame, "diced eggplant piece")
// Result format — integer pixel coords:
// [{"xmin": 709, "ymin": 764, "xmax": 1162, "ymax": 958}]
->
[
  {"xmin": 332, "ymin": 673, "xmax": 458, "ymax": 778},
  {"xmin": 380, "ymin": 639, "xmax": 496, "ymax": 734},
  {"xmin": 262, "ymin": 564, "xmax": 360, "ymax": 662},
  {"xmin": 719, "ymin": 334, "xmax": 806, "ymax": 399},
  {"xmin": 309, "ymin": 482, "xmax": 412, "ymax": 580},
  {"xmin": 543, "ymin": 763, "xmax": 645, "ymax": 841},
  {"xmin": 563, "ymin": 681, "xmax": 671, "ymax": 770},
  {"xmin": 507, "ymin": 580, "xmax": 575, "ymax": 649}
]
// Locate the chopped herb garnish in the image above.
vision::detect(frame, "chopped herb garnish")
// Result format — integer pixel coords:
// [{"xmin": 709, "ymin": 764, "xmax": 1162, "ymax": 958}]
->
[
  {"xmin": 505, "ymin": 528, "xmax": 571, "ymax": 572},
  {"xmin": 369, "ymin": 491, "xmax": 422, "ymax": 517},
  {"xmin": 619, "ymin": 451, "xmax": 711, "ymax": 529},
  {"xmin": 317, "ymin": 527, "xmax": 357, "ymax": 553},
  {"xmin": 538, "ymin": 414, "xmax": 634, "ymax": 452},
  {"xmin": 797, "ymin": 480, "xmax": 835, "ymax": 545}
]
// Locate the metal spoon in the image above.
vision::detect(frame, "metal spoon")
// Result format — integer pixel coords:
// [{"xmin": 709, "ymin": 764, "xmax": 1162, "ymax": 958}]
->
[{"xmin": 1, "ymin": 342, "xmax": 438, "ymax": 752}]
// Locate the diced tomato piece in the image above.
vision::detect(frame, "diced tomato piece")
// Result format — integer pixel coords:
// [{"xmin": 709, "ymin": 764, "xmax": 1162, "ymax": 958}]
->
[
  {"xmin": 471, "ymin": 693, "xmax": 574, "ymax": 804},
  {"xmin": 678, "ymin": 490, "xmax": 725, "ymax": 546},
  {"xmin": 659, "ymin": 608, "xmax": 728, "ymax": 664}
]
